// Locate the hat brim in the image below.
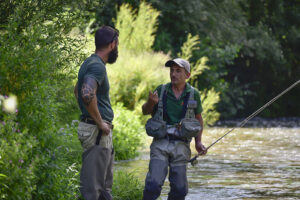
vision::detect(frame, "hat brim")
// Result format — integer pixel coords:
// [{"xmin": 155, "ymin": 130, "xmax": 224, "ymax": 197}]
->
[{"xmin": 165, "ymin": 60, "xmax": 182, "ymax": 68}]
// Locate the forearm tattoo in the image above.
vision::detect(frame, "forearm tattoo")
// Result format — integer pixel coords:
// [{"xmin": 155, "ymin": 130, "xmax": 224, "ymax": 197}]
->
[{"xmin": 81, "ymin": 77, "xmax": 97, "ymax": 106}]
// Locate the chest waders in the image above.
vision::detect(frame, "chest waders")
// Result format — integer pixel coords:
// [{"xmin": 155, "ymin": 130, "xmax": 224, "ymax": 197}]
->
[{"xmin": 145, "ymin": 84, "xmax": 202, "ymax": 140}]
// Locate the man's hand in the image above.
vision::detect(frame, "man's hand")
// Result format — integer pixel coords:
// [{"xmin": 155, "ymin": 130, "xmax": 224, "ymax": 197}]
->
[
  {"xmin": 195, "ymin": 141, "xmax": 207, "ymax": 155},
  {"xmin": 148, "ymin": 90, "xmax": 159, "ymax": 105},
  {"xmin": 98, "ymin": 121, "xmax": 111, "ymax": 136},
  {"xmin": 142, "ymin": 90, "xmax": 159, "ymax": 115}
]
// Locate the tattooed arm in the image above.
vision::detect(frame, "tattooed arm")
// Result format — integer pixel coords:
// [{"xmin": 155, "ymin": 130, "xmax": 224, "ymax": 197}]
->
[{"xmin": 81, "ymin": 76, "xmax": 111, "ymax": 135}]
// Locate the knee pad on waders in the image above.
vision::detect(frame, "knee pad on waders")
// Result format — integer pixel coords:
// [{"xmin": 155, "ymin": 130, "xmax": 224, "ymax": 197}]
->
[{"xmin": 168, "ymin": 165, "xmax": 188, "ymax": 198}]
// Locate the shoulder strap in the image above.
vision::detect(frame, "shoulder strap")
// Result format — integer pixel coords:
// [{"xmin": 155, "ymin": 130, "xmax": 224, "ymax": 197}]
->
[
  {"xmin": 185, "ymin": 86, "xmax": 196, "ymax": 118},
  {"xmin": 189, "ymin": 86, "xmax": 194, "ymax": 101},
  {"xmin": 154, "ymin": 84, "xmax": 166, "ymax": 120},
  {"xmin": 179, "ymin": 92, "xmax": 191, "ymax": 120}
]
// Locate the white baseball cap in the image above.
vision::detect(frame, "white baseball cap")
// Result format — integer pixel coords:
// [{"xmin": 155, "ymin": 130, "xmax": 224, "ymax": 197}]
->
[{"xmin": 165, "ymin": 58, "xmax": 190, "ymax": 73}]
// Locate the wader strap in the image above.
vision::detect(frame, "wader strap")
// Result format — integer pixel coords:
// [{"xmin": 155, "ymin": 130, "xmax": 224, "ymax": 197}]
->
[
  {"xmin": 95, "ymin": 130, "xmax": 102, "ymax": 145},
  {"xmin": 179, "ymin": 92, "xmax": 191, "ymax": 120},
  {"xmin": 186, "ymin": 87, "xmax": 195, "ymax": 118},
  {"xmin": 162, "ymin": 88, "xmax": 171, "ymax": 122},
  {"xmin": 190, "ymin": 87, "xmax": 194, "ymax": 101},
  {"xmin": 154, "ymin": 84, "xmax": 166, "ymax": 120}
]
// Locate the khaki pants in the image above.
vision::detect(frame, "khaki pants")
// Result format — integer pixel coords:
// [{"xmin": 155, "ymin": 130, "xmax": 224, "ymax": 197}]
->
[{"xmin": 78, "ymin": 122, "xmax": 114, "ymax": 200}]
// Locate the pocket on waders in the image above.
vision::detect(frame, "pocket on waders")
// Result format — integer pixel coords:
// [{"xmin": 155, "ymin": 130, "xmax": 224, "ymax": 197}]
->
[
  {"xmin": 145, "ymin": 118, "xmax": 167, "ymax": 139},
  {"xmin": 179, "ymin": 118, "xmax": 202, "ymax": 138}
]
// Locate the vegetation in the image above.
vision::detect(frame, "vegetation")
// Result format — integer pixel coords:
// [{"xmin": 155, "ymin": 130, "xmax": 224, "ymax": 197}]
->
[
  {"xmin": 95, "ymin": 0, "xmax": 300, "ymax": 118},
  {"xmin": 112, "ymin": 171, "xmax": 144, "ymax": 200},
  {"xmin": 0, "ymin": 0, "xmax": 298, "ymax": 199}
]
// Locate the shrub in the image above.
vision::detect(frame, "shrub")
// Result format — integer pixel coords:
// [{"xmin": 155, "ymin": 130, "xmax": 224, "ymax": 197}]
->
[
  {"xmin": 109, "ymin": 1, "xmax": 169, "ymax": 115},
  {"xmin": 32, "ymin": 121, "xmax": 82, "ymax": 200},
  {"xmin": 112, "ymin": 103, "xmax": 144, "ymax": 161},
  {"xmin": 112, "ymin": 170, "xmax": 144, "ymax": 200},
  {"xmin": 0, "ymin": 114, "xmax": 38, "ymax": 200},
  {"xmin": 0, "ymin": 1, "xmax": 90, "ymax": 198},
  {"xmin": 108, "ymin": 49, "xmax": 169, "ymax": 113},
  {"xmin": 114, "ymin": 2, "xmax": 160, "ymax": 53}
]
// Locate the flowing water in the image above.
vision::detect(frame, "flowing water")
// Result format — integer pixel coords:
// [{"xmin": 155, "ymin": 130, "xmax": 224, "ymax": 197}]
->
[{"xmin": 116, "ymin": 123, "xmax": 300, "ymax": 199}]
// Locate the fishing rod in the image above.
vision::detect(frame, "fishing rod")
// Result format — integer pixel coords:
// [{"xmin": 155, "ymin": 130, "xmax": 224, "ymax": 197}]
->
[{"xmin": 189, "ymin": 79, "xmax": 300, "ymax": 166}]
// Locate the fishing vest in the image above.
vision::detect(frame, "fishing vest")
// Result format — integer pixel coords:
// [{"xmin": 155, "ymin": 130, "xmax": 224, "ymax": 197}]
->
[{"xmin": 145, "ymin": 84, "xmax": 202, "ymax": 139}]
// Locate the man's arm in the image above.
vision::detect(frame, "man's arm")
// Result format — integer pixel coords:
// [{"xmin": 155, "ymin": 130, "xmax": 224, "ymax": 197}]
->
[
  {"xmin": 142, "ymin": 91, "xmax": 159, "ymax": 115},
  {"xmin": 195, "ymin": 113, "xmax": 207, "ymax": 155},
  {"xmin": 81, "ymin": 76, "xmax": 110, "ymax": 135}
]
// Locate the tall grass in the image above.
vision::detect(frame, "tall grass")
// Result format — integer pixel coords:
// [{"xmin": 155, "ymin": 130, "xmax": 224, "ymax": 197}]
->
[
  {"xmin": 108, "ymin": 49, "xmax": 170, "ymax": 113},
  {"xmin": 114, "ymin": 2, "xmax": 159, "ymax": 53},
  {"xmin": 112, "ymin": 170, "xmax": 144, "ymax": 200}
]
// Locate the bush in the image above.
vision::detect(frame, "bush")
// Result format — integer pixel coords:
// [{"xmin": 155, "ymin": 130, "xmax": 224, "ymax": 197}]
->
[
  {"xmin": 114, "ymin": 2, "xmax": 159, "ymax": 53},
  {"xmin": 109, "ymin": 1, "xmax": 169, "ymax": 114},
  {"xmin": 0, "ymin": 1, "xmax": 90, "ymax": 198},
  {"xmin": 112, "ymin": 103, "xmax": 144, "ymax": 161},
  {"xmin": 0, "ymin": 114, "xmax": 38, "ymax": 200},
  {"xmin": 32, "ymin": 122, "xmax": 82, "ymax": 200},
  {"xmin": 108, "ymin": 49, "xmax": 169, "ymax": 113},
  {"xmin": 112, "ymin": 170, "xmax": 144, "ymax": 200}
]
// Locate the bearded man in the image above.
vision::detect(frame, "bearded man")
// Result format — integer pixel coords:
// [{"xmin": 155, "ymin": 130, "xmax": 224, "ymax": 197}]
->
[{"xmin": 74, "ymin": 25, "xmax": 119, "ymax": 200}]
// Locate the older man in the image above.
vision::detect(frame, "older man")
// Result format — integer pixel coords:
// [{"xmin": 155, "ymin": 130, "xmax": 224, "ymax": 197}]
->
[{"xmin": 142, "ymin": 58, "xmax": 207, "ymax": 200}]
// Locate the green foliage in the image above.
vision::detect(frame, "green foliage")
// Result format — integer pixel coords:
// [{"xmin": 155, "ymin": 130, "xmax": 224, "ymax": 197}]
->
[
  {"xmin": 112, "ymin": 170, "xmax": 144, "ymax": 200},
  {"xmin": 178, "ymin": 34, "xmax": 200, "ymax": 61},
  {"xmin": 0, "ymin": 0, "xmax": 89, "ymax": 133},
  {"xmin": 33, "ymin": 122, "xmax": 82, "ymax": 200},
  {"xmin": 200, "ymin": 89, "xmax": 220, "ymax": 126},
  {"xmin": 0, "ymin": 0, "xmax": 92, "ymax": 199},
  {"xmin": 0, "ymin": 114, "xmax": 38, "ymax": 200},
  {"xmin": 108, "ymin": 49, "xmax": 169, "ymax": 112},
  {"xmin": 112, "ymin": 104, "xmax": 144, "ymax": 161},
  {"xmin": 114, "ymin": 2, "xmax": 159, "ymax": 53}
]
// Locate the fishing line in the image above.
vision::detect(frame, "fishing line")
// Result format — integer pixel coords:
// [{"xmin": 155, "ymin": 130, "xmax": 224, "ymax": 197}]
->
[{"xmin": 190, "ymin": 79, "xmax": 300, "ymax": 166}]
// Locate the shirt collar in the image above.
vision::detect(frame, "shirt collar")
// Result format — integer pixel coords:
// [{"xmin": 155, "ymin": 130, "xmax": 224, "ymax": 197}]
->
[
  {"xmin": 166, "ymin": 82, "xmax": 192, "ymax": 99},
  {"xmin": 92, "ymin": 53, "xmax": 105, "ymax": 65}
]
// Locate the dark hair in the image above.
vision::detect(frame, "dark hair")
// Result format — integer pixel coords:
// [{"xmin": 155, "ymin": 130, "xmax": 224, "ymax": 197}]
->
[{"xmin": 95, "ymin": 26, "xmax": 119, "ymax": 50}]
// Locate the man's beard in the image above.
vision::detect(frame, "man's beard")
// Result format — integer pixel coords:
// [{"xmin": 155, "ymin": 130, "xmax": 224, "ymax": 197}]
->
[{"xmin": 107, "ymin": 47, "xmax": 118, "ymax": 64}]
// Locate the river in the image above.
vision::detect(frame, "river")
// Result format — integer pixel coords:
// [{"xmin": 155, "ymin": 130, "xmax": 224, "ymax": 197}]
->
[{"xmin": 116, "ymin": 121, "xmax": 300, "ymax": 199}]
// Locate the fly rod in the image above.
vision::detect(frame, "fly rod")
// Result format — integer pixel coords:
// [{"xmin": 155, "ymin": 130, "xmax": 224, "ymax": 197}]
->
[{"xmin": 190, "ymin": 79, "xmax": 300, "ymax": 166}]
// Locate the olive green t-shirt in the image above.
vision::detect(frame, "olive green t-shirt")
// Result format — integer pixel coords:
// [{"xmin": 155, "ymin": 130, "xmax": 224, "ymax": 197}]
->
[
  {"xmin": 77, "ymin": 54, "xmax": 114, "ymax": 122},
  {"xmin": 154, "ymin": 83, "xmax": 202, "ymax": 125}
]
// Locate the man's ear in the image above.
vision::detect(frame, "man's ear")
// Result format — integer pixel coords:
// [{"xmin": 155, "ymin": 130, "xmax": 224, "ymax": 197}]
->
[
  {"xmin": 186, "ymin": 72, "xmax": 191, "ymax": 79},
  {"xmin": 108, "ymin": 42, "xmax": 114, "ymax": 50},
  {"xmin": 110, "ymin": 39, "xmax": 118, "ymax": 50}
]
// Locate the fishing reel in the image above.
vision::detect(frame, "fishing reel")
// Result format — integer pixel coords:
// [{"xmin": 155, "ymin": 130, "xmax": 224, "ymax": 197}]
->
[{"xmin": 189, "ymin": 155, "xmax": 199, "ymax": 166}]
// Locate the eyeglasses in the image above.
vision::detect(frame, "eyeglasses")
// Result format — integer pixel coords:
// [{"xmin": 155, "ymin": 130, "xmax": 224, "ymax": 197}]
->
[{"xmin": 110, "ymin": 29, "xmax": 119, "ymax": 43}]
